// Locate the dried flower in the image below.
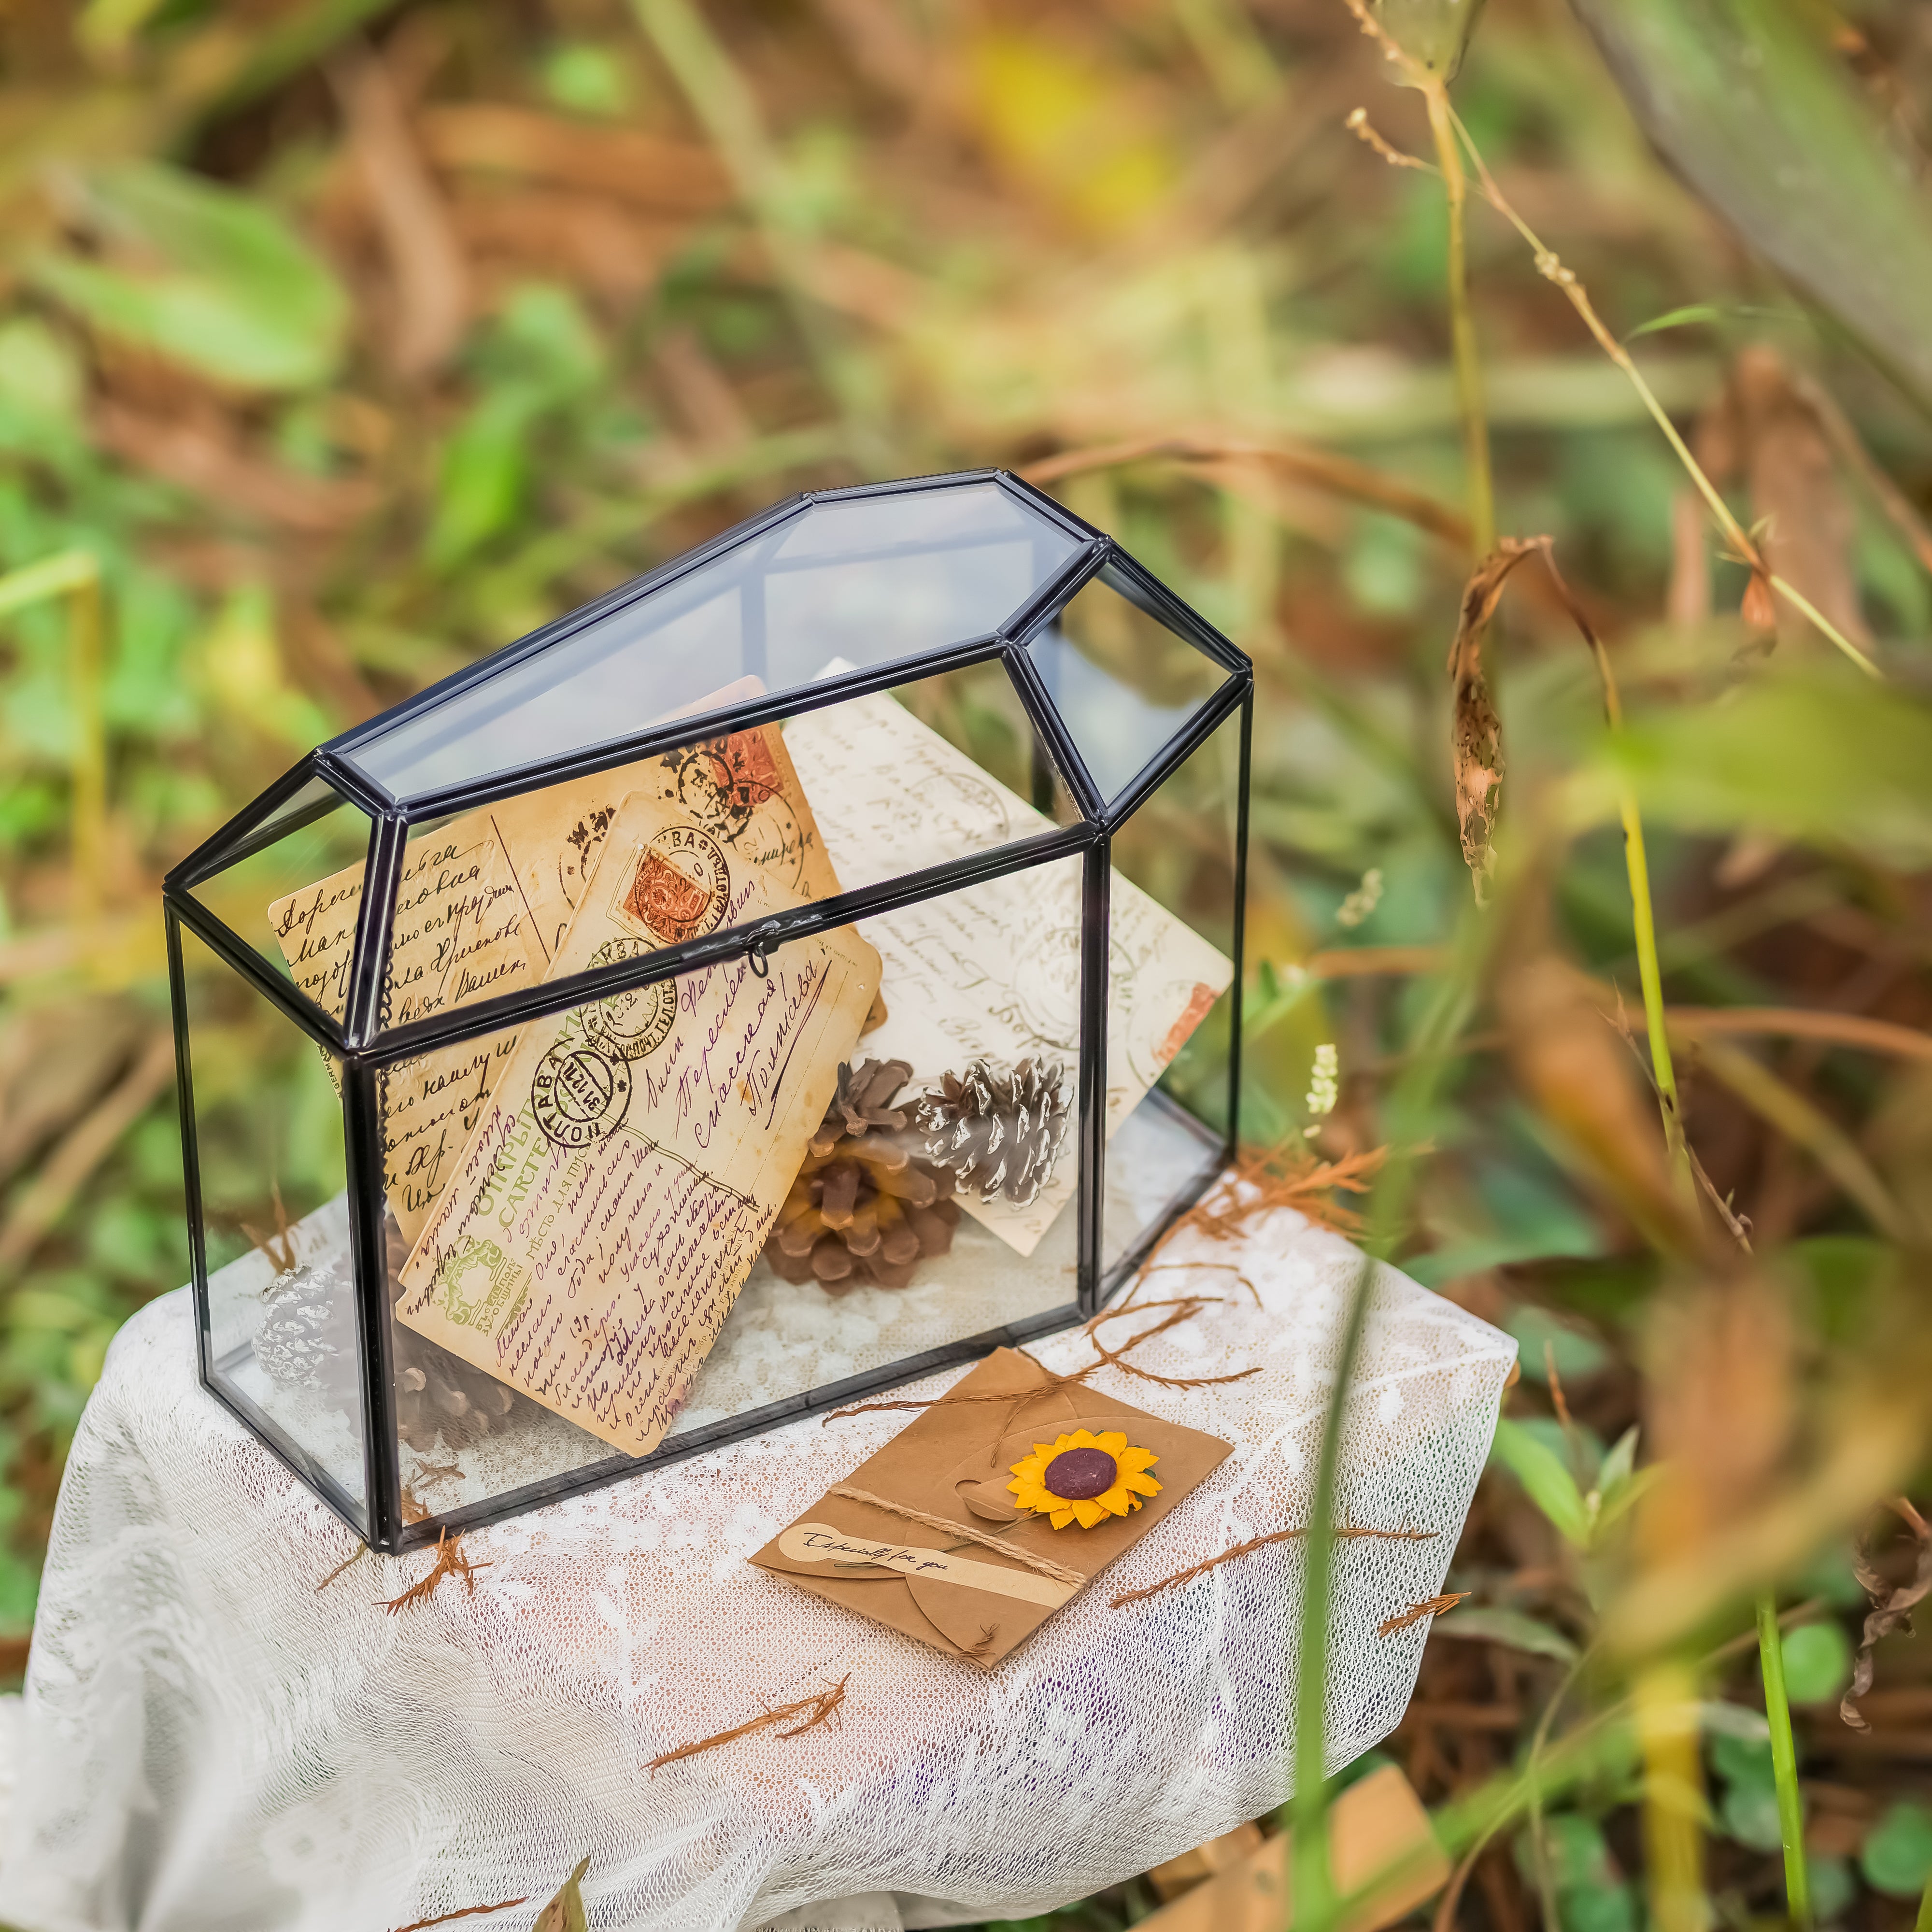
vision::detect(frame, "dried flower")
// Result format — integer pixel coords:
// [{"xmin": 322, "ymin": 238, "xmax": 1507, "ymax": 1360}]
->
[
  {"xmin": 1305, "ymin": 1042, "xmax": 1340, "ymax": 1120},
  {"xmin": 1008, "ymin": 1427, "xmax": 1160, "ymax": 1530},
  {"xmin": 1336, "ymin": 867, "xmax": 1384, "ymax": 929}
]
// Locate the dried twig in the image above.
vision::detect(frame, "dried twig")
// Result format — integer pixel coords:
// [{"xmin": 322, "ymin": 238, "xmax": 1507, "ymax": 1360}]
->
[
  {"xmin": 316, "ymin": 1542, "xmax": 369, "ymax": 1593},
  {"xmin": 1110, "ymin": 1523, "xmax": 1436, "ymax": 1608},
  {"xmin": 1023, "ymin": 433, "xmax": 1470, "ymax": 546},
  {"xmin": 1379, "ymin": 1591, "xmax": 1470, "ymax": 1637},
  {"xmin": 824, "ymin": 1293, "xmax": 1257, "ymax": 1424},
  {"xmin": 0, "ymin": 1033, "xmax": 175, "ymax": 1270},
  {"xmin": 647, "ymin": 1675, "xmax": 849, "ymax": 1773},
  {"xmin": 1141, "ymin": 1144, "xmax": 1392, "ymax": 1280},
  {"xmin": 380, "ymin": 1529, "xmax": 491, "ymax": 1615},
  {"xmin": 389, "ymin": 1897, "xmax": 531, "ymax": 1932}
]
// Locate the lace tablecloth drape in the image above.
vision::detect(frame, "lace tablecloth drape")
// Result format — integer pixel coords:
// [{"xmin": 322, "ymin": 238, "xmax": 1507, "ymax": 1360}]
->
[{"xmin": 0, "ymin": 1204, "xmax": 1512, "ymax": 1932}]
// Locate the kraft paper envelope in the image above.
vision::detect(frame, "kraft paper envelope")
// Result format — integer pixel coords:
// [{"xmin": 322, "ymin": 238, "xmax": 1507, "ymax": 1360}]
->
[
  {"xmin": 751, "ymin": 1347, "xmax": 1231, "ymax": 1669},
  {"xmin": 268, "ymin": 717, "xmax": 837, "ymax": 1243}
]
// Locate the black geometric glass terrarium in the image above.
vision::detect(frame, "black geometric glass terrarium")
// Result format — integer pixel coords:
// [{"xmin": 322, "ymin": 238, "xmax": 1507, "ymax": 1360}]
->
[{"xmin": 164, "ymin": 472, "xmax": 1251, "ymax": 1552}]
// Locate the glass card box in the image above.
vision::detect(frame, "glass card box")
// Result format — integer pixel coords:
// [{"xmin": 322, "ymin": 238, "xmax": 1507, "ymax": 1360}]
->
[{"xmin": 164, "ymin": 472, "xmax": 1251, "ymax": 1551}]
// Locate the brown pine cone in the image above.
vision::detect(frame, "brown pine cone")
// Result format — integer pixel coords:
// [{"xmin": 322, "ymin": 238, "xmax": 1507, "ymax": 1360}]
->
[
  {"xmin": 765, "ymin": 1059, "xmax": 960, "ymax": 1294},
  {"xmin": 384, "ymin": 1211, "xmax": 525, "ymax": 1450},
  {"xmin": 914, "ymin": 1056, "xmax": 1070, "ymax": 1208}
]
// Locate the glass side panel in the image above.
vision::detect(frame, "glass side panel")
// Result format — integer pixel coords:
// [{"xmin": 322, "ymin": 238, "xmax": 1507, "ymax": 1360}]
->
[
  {"xmin": 182, "ymin": 922, "xmax": 366, "ymax": 1526},
  {"xmin": 377, "ymin": 859, "xmax": 1088, "ymax": 1527},
  {"xmin": 346, "ymin": 481, "xmax": 1082, "ymax": 801},
  {"xmin": 1029, "ymin": 562, "xmax": 1230, "ymax": 802},
  {"xmin": 1098, "ymin": 708, "xmax": 1242, "ymax": 1281},
  {"xmin": 187, "ymin": 780, "xmax": 375, "ymax": 1016}
]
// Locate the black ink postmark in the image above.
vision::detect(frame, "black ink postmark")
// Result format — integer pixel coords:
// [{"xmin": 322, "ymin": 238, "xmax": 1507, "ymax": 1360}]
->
[
  {"xmin": 582, "ymin": 936, "xmax": 677, "ymax": 1063},
  {"xmin": 532, "ymin": 1041, "xmax": 633, "ymax": 1149}
]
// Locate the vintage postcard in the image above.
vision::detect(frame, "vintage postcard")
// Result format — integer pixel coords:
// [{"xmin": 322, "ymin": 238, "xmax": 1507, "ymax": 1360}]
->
[
  {"xmin": 783, "ymin": 690, "xmax": 1233, "ymax": 1255},
  {"xmin": 391, "ymin": 790, "xmax": 881, "ymax": 1459},
  {"xmin": 267, "ymin": 720, "xmax": 838, "ymax": 1242}
]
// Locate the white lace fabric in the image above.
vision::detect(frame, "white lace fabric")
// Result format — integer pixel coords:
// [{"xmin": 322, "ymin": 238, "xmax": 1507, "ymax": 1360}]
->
[{"xmin": 0, "ymin": 1206, "xmax": 1512, "ymax": 1932}]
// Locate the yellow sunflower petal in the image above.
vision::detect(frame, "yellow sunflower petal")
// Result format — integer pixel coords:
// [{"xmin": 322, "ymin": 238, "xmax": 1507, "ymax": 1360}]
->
[
  {"xmin": 1072, "ymin": 1497, "xmax": 1108, "ymax": 1528},
  {"xmin": 1094, "ymin": 1431, "xmax": 1128, "ymax": 1455},
  {"xmin": 1050, "ymin": 1504, "xmax": 1077, "ymax": 1529},
  {"xmin": 1122, "ymin": 1471, "xmax": 1162, "ymax": 1496},
  {"xmin": 1117, "ymin": 1448, "xmax": 1158, "ymax": 1474},
  {"xmin": 1067, "ymin": 1429, "xmax": 1099, "ymax": 1449}
]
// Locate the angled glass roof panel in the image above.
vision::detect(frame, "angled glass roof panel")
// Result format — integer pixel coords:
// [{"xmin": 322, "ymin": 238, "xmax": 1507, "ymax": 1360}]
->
[
  {"xmin": 343, "ymin": 479, "xmax": 1080, "ymax": 802},
  {"xmin": 1027, "ymin": 561, "xmax": 1233, "ymax": 803}
]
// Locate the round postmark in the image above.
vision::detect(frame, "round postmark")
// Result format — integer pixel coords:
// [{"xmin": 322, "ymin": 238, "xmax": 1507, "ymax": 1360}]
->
[
  {"xmin": 532, "ymin": 1040, "xmax": 633, "ymax": 1149},
  {"xmin": 582, "ymin": 937, "xmax": 677, "ymax": 1063},
  {"xmin": 672, "ymin": 731, "xmax": 783, "ymax": 842},
  {"xmin": 621, "ymin": 825, "xmax": 730, "ymax": 945}
]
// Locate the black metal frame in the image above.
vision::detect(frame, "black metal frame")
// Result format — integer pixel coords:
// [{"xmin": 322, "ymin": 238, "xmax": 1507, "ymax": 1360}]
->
[{"xmin": 163, "ymin": 470, "xmax": 1252, "ymax": 1552}]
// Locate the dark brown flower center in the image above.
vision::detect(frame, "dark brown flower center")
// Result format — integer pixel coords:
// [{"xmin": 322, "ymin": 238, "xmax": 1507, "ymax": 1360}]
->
[{"xmin": 1044, "ymin": 1446, "xmax": 1118, "ymax": 1501}]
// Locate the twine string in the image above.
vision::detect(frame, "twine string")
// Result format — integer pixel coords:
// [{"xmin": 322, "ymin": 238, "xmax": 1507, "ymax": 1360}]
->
[{"xmin": 828, "ymin": 1485, "xmax": 1089, "ymax": 1588}]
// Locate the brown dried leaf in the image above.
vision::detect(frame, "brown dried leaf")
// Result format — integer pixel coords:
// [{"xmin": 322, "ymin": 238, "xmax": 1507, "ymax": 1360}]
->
[
  {"xmin": 1842, "ymin": 1499, "xmax": 1932, "ymax": 1732},
  {"xmin": 332, "ymin": 49, "xmax": 470, "ymax": 381},
  {"xmin": 1644, "ymin": 1276, "xmax": 1794, "ymax": 1559},
  {"xmin": 1447, "ymin": 540, "xmax": 1539, "ymax": 902},
  {"xmin": 1495, "ymin": 940, "xmax": 1699, "ymax": 1257},
  {"xmin": 417, "ymin": 105, "xmax": 728, "ymax": 214},
  {"xmin": 92, "ymin": 399, "xmax": 378, "ymax": 533},
  {"xmin": 1733, "ymin": 346, "xmax": 1871, "ymax": 651}
]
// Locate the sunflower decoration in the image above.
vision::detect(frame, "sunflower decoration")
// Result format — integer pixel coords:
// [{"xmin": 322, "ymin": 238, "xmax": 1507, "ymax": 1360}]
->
[{"xmin": 1007, "ymin": 1428, "xmax": 1161, "ymax": 1530}]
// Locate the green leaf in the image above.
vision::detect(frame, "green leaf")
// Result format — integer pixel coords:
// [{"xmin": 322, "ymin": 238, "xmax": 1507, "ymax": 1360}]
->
[
  {"xmin": 543, "ymin": 42, "xmax": 632, "ymax": 117},
  {"xmin": 1778, "ymin": 1620, "xmax": 1852, "ymax": 1705},
  {"xmin": 1432, "ymin": 1603, "xmax": 1580, "ymax": 1664},
  {"xmin": 426, "ymin": 386, "xmax": 546, "ymax": 574},
  {"xmin": 1490, "ymin": 1417, "xmax": 1590, "ymax": 1545},
  {"xmin": 1623, "ymin": 304, "xmax": 1724, "ymax": 341},
  {"xmin": 1702, "ymin": 1702, "xmax": 1773, "ymax": 1747},
  {"xmin": 1561, "ymin": 1881, "xmax": 1637, "ymax": 1932},
  {"xmin": 1810, "ymin": 1853, "xmax": 1856, "ymax": 1924},
  {"xmin": 1595, "ymin": 1425, "xmax": 1638, "ymax": 1496},
  {"xmin": 1503, "ymin": 1306, "xmax": 1609, "ymax": 1386},
  {"xmin": 1719, "ymin": 1778, "xmax": 1784, "ymax": 1853},
  {"xmin": 1606, "ymin": 666, "xmax": 1932, "ymax": 870},
  {"xmin": 26, "ymin": 163, "xmax": 346, "ymax": 393},
  {"xmin": 1569, "ymin": 0, "xmax": 1932, "ymax": 412},
  {"xmin": 1861, "ymin": 1802, "xmax": 1932, "ymax": 1899}
]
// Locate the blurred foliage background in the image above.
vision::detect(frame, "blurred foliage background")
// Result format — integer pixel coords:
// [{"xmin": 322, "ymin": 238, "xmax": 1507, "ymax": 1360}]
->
[{"xmin": 2, "ymin": 0, "xmax": 1932, "ymax": 1926}]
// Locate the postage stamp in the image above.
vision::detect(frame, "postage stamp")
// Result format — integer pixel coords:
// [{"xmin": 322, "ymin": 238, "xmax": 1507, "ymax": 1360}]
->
[
  {"xmin": 671, "ymin": 730, "xmax": 784, "ymax": 839},
  {"xmin": 621, "ymin": 826, "xmax": 730, "ymax": 944}
]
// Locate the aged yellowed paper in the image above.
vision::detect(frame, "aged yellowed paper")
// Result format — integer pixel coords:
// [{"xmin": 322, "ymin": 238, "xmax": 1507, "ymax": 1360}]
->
[
  {"xmin": 267, "ymin": 724, "xmax": 838, "ymax": 1241},
  {"xmin": 391, "ymin": 790, "xmax": 881, "ymax": 1458},
  {"xmin": 784, "ymin": 690, "xmax": 1233, "ymax": 1255}
]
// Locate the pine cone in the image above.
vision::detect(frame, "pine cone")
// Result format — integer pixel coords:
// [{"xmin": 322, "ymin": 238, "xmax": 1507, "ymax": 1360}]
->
[
  {"xmin": 914, "ymin": 1057, "xmax": 1071, "ymax": 1208},
  {"xmin": 383, "ymin": 1211, "xmax": 523, "ymax": 1450},
  {"xmin": 766, "ymin": 1059, "xmax": 959, "ymax": 1294},
  {"xmin": 251, "ymin": 1221, "xmax": 526, "ymax": 1454}
]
